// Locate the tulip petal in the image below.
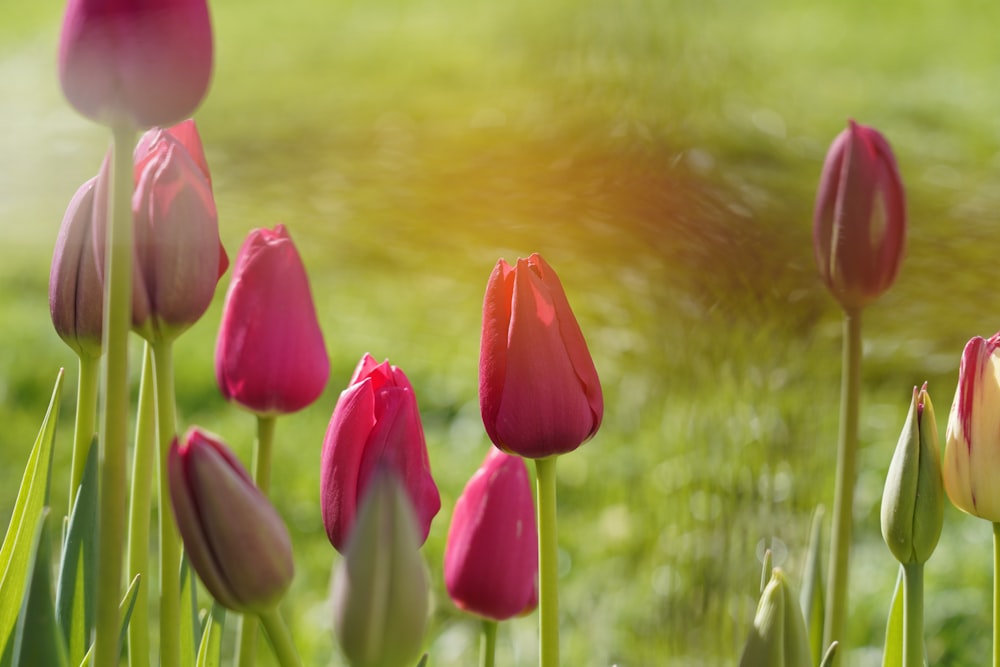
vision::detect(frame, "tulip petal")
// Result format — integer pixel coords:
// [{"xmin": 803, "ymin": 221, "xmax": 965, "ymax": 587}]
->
[{"xmin": 479, "ymin": 260, "xmax": 515, "ymax": 449}]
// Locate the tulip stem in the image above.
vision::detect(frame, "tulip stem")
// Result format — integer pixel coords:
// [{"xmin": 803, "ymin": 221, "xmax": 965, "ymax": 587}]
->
[
  {"xmin": 480, "ymin": 620, "xmax": 498, "ymax": 667},
  {"xmin": 258, "ymin": 608, "xmax": 302, "ymax": 667},
  {"xmin": 93, "ymin": 122, "xmax": 135, "ymax": 667},
  {"xmin": 235, "ymin": 415, "xmax": 277, "ymax": 667},
  {"xmin": 535, "ymin": 456, "xmax": 560, "ymax": 667},
  {"xmin": 126, "ymin": 345, "xmax": 156, "ymax": 667},
  {"xmin": 902, "ymin": 562, "xmax": 924, "ymax": 667},
  {"xmin": 152, "ymin": 339, "xmax": 182, "ymax": 667},
  {"xmin": 994, "ymin": 523, "xmax": 1000, "ymax": 667},
  {"xmin": 824, "ymin": 307, "xmax": 862, "ymax": 658},
  {"xmin": 69, "ymin": 353, "xmax": 100, "ymax": 511}
]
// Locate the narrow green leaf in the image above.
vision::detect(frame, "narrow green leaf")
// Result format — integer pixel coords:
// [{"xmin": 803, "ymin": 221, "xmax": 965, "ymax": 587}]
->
[
  {"xmin": 760, "ymin": 549, "xmax": 772, "ymax": 594},
  {"xmin": 800, "ymin": 505, "xmax": 825, "ymax": 666},
  {"xmin": 118, "ymin": 574, "xmax": 141, "ymax": 657},
  {"xmin": 415, "ymin": 654, "xmax": 429, "ymax": 667},
  {"xmin": 56, "ymin": 441, "xmax": 99, "ymax": 666},
  {"xmin": 12, "ymin": 509, "xmax": 69, "ymax": 667},
  {"xmin": 179, "ymin": 553, "xmax": 198, "ymax": 667},
  {"xmin": 882, "ymin": 566, "xmax": 905, "ymax": 667},
  {"xmin": 0, "ymin": 371, "xmax": 65, "ymax": 655},
  {"xmin": 819, "ymin": 641, "xmax": 839, "ymax": 667},
  {"xmin": 195, "ymin": 604, "xmax": 225, "ymax": 667}
]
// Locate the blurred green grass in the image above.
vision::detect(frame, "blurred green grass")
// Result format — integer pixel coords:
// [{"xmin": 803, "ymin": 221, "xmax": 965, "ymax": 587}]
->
[{"xmin": 3, "ymin": 0, "xmax": 1000, "ymax": 664}]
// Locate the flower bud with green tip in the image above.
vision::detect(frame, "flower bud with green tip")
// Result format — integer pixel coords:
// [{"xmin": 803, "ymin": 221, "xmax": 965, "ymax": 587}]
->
[
  {"xmin": 739, "ymin": 567, "xmax": 812, "ymax": 667},
  {"xmin": 881, "ymin": 384, "xmax": 944, "ymax": 564},
  {"xmin": 332, "ymin": 467, "xmax": 429, "ymax": 667}
]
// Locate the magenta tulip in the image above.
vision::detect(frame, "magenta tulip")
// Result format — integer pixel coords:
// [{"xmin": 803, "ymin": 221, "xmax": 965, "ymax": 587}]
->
[
  {"xmin": 168, "ymin": 428, "xmax": 294, "ymax": 612},
  {"xmin": 445, "ymin": 448, "xmax": 538, "ymax": 621},
  {"xmin": 813, "ymin": 120, "xmax": 906, "ymax": 311},
  {"xmin": 49, "ymin": 177, "xmax": 103, "ymax": 359},
  {"xmin": 215, "ymin": 224, "xmax": 329, "ymax": 415},
  {"xmin": 320, "ymin": 354, "xmax": 440, "ymax": 553},
  {"xmin": 479, "ymin": 253, "xmax": 603, "ymax": 458},
  {"xmin": 58, "ymin": 0, "xmax": 213, "ymax": 128}
]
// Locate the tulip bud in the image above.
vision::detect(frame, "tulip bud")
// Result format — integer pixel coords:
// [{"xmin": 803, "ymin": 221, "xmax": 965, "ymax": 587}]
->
[
  {"xmin": 739, "ymin": 568, "xmax": 812, "ymax": 667},
  {"xmin": 58, "ymin": 0, "xmax": 213, "ymax": 128},
  {"xmin": 49, "ymin": 177, "xmax": 103, "ymax": 359},
  {"xmin": 943, "ymin": 334, "xmax": 1000, "ymax": 521},
  {"xmin": 813, "ymin": 120, "xmax": 906, "ymax": 311},
  {"xmin": 168, "ymin": 428, "xmax": 294, "ymax": 613},
  {"xmin": 880, "ymin": 384, "xmax": 944, "ymax": 565},
  {"xmin": 321, "ymin": 354, "xmax": 440, "ymax": 552},
  {"xmin": 444, "ymin": 449, "xmax": 538, "ymax": 621},
  {"xmin": 332, "ymin": 468, "xmax": 429, "ymax": 667},
  {"xmin": 479, "ymin": 253, "xmax": 603, "ymax": 458},
  {"xmin": 215, "ymin": 224, "xmax": 329, "ymax": 415}
]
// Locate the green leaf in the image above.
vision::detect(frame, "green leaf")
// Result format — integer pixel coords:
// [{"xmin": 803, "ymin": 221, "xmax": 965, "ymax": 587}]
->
[
  {"xmin": 56, "ymin": 441, "xmax": 99, "ymax": 666},
  {"xmin": 12, "ymin": 509, "xmax": 69, "ymax": 667},
  {"xmin": 118, "ymin": 574, "xmax": 141, "ymax": 657},
  {"xmin": 800, "ymin": 505, "xmax": 825, "ymax": 667},
  {"xmin": 195, "ymin": 604, "xmax": 225, "ymax": 667},
  {"xmin": 882, "ymin": 566, "xmax": 904, "ymax": 667},
  {"xmin": 180, "ymin": 553, "xmax": 199, "ymax": 667},
  {"xmin": 0, "ymin": 371, "xmax": 65, "ymax": 657},
  {"xmin": 415, "ymin": 654, "xmax": 429, "ymax": 667},
  {"xmin": 819, "ymin": 641, "xmax": 838, "ymax": 667}
]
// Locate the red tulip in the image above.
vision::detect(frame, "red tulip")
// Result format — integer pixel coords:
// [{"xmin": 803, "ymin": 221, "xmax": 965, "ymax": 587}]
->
[
  {"xmin": 49, "ymin": 177, "xmax": 103, "ymax": 359},
  {"xmin": 479, "ymin": 253, "xmax": 603, "ymax": 458},
  {"xmin": 58, "ymin": 0, "xmax": 213, "ymax": 128},
  {"xmin": 444, "ymin": 448, "xmax": 538, "ymax": 621},
  {"xmin": 215, "ymin": 224, "xmax": 329, "ymax": 415},
  {"xmin": 320, "ymin": 354, "xmax": 440, "ymax": 553},
  {"xmin": 168, "ymin": 428, "xmax": 294, "ymax": 612},
  {"xmin": 813, "ymin": 120, "xmax": 906, "ymax": 311}
]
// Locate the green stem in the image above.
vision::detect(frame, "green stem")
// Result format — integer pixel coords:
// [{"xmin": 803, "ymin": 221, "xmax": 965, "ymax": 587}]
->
[
  {"xmin": 235, "ymin": 415, "xmax": 277, "ymax": 667},
  {"xmin": 902, "ymin": 562, "xmax": 924, "ymax": 667},
  {"xmin": 94, "ymin": 123, "xmax": 135, "ymax": 667},
  {"xmin": 823, "ymin": 307, "xmax": 862, "ymax": 658},
  {"xmin": 69, "ymin": 352, "xmax": 100, "ymax": 510},
  {"xmin": 480, "ymin": 620, "xmax": 498, "ymax": 667},
  {"xmin": 258, "ymin": 607, "xmax": 302, "ymax": 667},
  {"xmin": 994, "ymin": 523, "xmax": 1000, "ymax": 667},
  {"xmin": 535, "ymin": 456, "xmax": 560, "ymax": 667},
  {"xmin": 126, "ymin": 345, "xmax": 156, "ymax": 667},
  {"xmin": 152, "ymin": 340, "xmax": 180, "ymax": 667}
]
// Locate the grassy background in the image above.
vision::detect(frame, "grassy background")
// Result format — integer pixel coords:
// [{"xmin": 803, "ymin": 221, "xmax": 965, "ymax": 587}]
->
[{"xmin": 4, "ymin": 0, "xmax": 1000, "ymax": 664}]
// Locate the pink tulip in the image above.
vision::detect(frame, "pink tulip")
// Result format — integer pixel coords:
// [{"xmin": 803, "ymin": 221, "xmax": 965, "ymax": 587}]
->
[
  {"xmin": 479, "ymin": 253, "xmax": 603, "ymax": 458},
  {"xmin": 168, "ymin": 428, "xmax": 294, "ymax": 612},
  {"xmin": 444, "ymin": 449, "xmax": 538, "ymax": 621},
  {"xmin": 58, "ymin": 0, "xmax": 213, "ymax": 128},
  {"xmin": 215, "ymin": 224, "xmax": 329, "ymax": 415},
  {"xmin": 813, "ymin": 120, "xmax": 906, "ymax": 311},
  {"xmin": 320, "ymin": 354, "xmax": 440, "ymax": 553},
  {"xmin": 49, "ymin": 177, "xmax": 103, "ymax": 359}
]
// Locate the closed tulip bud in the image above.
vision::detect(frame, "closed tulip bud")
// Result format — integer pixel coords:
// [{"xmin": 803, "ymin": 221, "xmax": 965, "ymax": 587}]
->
[
  {"xmin": 321, "ymin": 354, "xmax": 440, "ymax": 552},
  {"xmin": 444, "ymin": 449, "xmax": 538, "ymax": 621},
  {"xmin": 943, "ymin": 334, "xmax": 1000, "ymax": 521},
  {"xmin": 739, "ymin": 568, "xmax": 812, "ymax": 667},
  {"xmin": 215, "ymin": 224, "xmax": 329, "ymax": 415},
  {"xmin": 813, "ymin": 120, "xmax": 906, "ymax": 312},
  {"xmin": 58, "ymin": 0, "xmax": 213, "ymax": 128},
  {"xmin": 49, "ymin": 177, "xmax": 103, "ymax": 359},
  {"xmin": 881, "ymin": 384, "xmax": 944, "ymax": 565},
  {"xmin": 479, "ymin": 253, "xmax": 603, "ymax": 458},
  {"xmin": 332, "ymin": 468, "xmax": 429, "ymax": 667},
  {"xmin": 168, "ymin": 428, "xmax": 294, "ymax": 613}
]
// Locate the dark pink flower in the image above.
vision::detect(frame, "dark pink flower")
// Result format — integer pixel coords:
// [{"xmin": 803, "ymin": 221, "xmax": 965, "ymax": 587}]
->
[
  {"xmin": 168, "ymin": 428, "xmax": 294, "ymax": 612},
  {"xmin": 320, "ymin": 354, "xmax": 440, "ymax": 553},
  {"xmin": 813, "ymin": 120, "xmax": 906, "ymax": 311},
  {"xmin": 479, "ymin": 253, "xmax": 603, "ymax": 458},
  {"xmin": 215, "ymin": 224, "xmax": 329, "ymax": 415},
  {"xmin": 444, "ymin": 448, "xmax": 538, "ymax": 621},
  {"xmin": 58, "ymin": 0, "xmax": 213, "ymax": 128}
]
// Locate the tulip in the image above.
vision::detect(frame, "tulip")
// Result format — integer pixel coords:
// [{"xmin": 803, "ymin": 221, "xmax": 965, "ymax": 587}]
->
[
  {"xmin": 444, "ymin": 448, "xmax": 538, "ymax": 621},
  {"xmin": 168, "ymin": 428, "xmax": 294, "ymax": 613},
  {"xmin": 881, "ymin": 384, "xmax": 944, "ymax": 565},
  {"xmin": 943, "ymin": 333, "xmax": 1000, "ymax": 521},
  {"xmin": 320, "ymin": 354, "xmax": 440, "ymax": 552},
  {"xmin": 49, "ymin": 177, "xmax": 103, "ymax": 359},
  {"xmin": 332, "ymin": 468, "xmax": 429, "ymax": 667},
  {"xmin": 479, "ymin": 253, "xmax": 603, "ymax": 458},
  {"xmin": 739, "ymin": 568, "xmax": 812, "ymax": 667},
  {"xmin": 813, "ymin": 120, "xmax": 906, "ymax": 312},
  {"xmin": 58, "ymin": 0, "xmax": 213, "ymax": 128},
  {"xmin": 215, "ymin": 224, "xmax": 329, "ymax": 415}
]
